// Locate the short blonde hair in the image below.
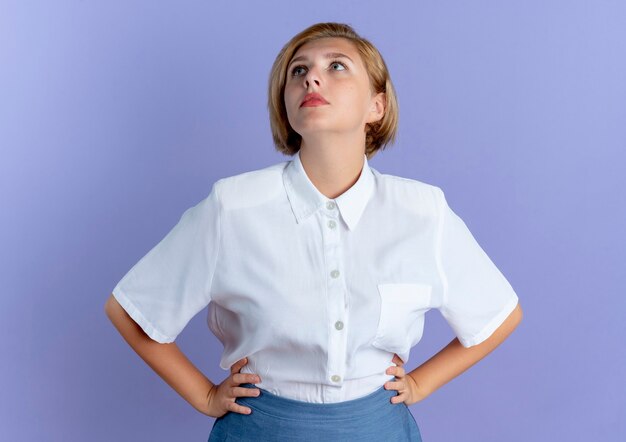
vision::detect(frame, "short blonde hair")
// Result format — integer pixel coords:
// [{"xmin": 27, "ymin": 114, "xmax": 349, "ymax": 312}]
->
[{"xmin": 268, "ymin": 22, "xmax": 399, "ymax": 160}]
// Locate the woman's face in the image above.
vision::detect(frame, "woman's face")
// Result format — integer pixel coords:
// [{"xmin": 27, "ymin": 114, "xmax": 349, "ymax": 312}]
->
[{"xmin": 283, "ymin": 37, "xmax": 384, "ymax": 143}]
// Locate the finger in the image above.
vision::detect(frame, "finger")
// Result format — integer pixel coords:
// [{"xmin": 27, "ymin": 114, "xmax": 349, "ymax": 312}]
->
[
  {"xmin": 233, "ymin": 372, "xmax": 261, "ymax": 385},
  {"xmin": 228, "ymin": 401, "xmax": 254, "ymax": 415},
  {"xmin": 230, "ymin": 357, "xmax": 248, "ymax": 374},
  {"xmin": 230, "ymin": 358, "xmax": 247, "ymax": 373},
  {"xmin": 386, "ymin": 365, "xmax": 405, "ymax": 377},
  {"xmin": 384, "ymin": 379, "xmax": 405, "ymax": 391},
  {"xmin": 233, "ymin": 386, "xmax": 261, "ymax": 398},
  {"xmin": 392, "ymin": 354, "xmax": 404, "ymax": 366},
  {"xmin": 390, "ymin": 391, "xmax": 404, "ymax": 404},
  {"xmin": 385, "ymin": 382, "xmax": 404, "ymax": 404}
]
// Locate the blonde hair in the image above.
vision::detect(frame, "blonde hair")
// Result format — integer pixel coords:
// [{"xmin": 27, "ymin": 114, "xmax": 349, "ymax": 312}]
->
[{"xmin": 268, "ymin": 22, "xmax": 399, "ymax": 160}]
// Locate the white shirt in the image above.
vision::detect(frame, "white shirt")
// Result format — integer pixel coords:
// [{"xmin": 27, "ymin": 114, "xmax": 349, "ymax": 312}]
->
[{"xmin": 112, "ymin": 151, "xmax": 519, "ymax": 403}]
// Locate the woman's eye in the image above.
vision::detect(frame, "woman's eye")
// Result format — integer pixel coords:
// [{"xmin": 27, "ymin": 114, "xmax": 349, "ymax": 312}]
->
[
  {"xmin": 330, "ymin": 61, "xmax": 346, "ymax": 71},
  {"xmin": 291, "ymin": 66, "xmax": 306, "ymax": 76},
  {"xmin": 290, "ymin": 61, "xmax": 347, "ymax": 77}
]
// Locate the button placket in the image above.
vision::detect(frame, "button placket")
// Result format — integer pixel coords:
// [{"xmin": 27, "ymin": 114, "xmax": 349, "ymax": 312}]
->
[{"xmin": 321, "ymin": 199, "xmax": 346, "ymax": 400}]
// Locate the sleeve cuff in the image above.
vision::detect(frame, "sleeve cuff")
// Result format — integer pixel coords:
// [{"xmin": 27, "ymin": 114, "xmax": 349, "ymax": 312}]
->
[
  {"xmin": 458, "ymin": 295, "xmax": 519, "ymax": 348},
  {"xmin": 112, "ymin": 288, "xmax": 175, "ymax": 344}
]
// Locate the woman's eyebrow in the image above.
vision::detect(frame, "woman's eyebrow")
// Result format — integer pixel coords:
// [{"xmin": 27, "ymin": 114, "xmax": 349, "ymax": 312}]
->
[{"xmin": 288, "ymin": 52, "xmax": 354, "ymax": 69}]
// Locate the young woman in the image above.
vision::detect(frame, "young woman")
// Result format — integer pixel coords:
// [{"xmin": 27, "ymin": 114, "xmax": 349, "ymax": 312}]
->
[{"xmin": 105, "ymin": 22, "xmax": 523, "ymax": 441}]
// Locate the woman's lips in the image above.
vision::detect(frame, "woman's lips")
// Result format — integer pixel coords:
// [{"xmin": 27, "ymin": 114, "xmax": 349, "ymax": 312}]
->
[
  {"xmin": 301, "ymin": 99, "xmax": 329, "ymax": 107},
  {"xmin": 301, "ymin": 92, "xmax": 329, "ymax": 107}
]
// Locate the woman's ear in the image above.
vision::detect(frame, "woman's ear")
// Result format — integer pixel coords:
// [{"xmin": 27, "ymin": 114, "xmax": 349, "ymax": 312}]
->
[{"xmin": 367, "ymin": 92, "xmax": 386, "ymax": 123}]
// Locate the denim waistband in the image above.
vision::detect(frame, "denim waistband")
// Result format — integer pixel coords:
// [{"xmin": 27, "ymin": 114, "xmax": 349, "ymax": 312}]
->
[{"xmin": 235, "ymin": 383, "xmax": 397, "ymax": 421}]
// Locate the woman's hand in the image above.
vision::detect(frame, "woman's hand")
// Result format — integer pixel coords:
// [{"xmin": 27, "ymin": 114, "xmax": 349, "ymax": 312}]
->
[
  {"xmin": 384, "ymin": 353, "xmax": 430, "ymax": 406},
  {"xmin": 204, "ymin": 357, "xmax": 262, "ymax": 418}
]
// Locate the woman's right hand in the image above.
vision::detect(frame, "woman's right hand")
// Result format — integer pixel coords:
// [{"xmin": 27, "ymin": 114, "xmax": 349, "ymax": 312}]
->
[{"xmin": 205, "ymin": 357, "xmax": 262, "ymax": 418}]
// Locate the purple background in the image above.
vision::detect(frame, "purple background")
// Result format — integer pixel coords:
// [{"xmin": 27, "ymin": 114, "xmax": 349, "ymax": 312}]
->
[{"xmin": 1, "ymin": 1, "xmax": 624, "ymax": 441}]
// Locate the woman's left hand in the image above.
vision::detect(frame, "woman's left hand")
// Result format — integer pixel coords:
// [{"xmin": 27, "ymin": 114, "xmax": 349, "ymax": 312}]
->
[{"xmin": 384, "ymin": 353, "xmax": 429, "ymax": 406}]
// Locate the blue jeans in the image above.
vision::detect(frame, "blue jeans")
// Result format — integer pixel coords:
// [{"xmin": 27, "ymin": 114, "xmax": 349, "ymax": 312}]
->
[{"xmin": 208, "ymin": 382, "xmax": 423, "ymax": 441}]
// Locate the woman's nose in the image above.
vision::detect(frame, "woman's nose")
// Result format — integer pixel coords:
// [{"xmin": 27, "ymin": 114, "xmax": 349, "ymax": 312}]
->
[{"xmin": 304, "ymin": 68, "xmax": 321, "ymax": 88}]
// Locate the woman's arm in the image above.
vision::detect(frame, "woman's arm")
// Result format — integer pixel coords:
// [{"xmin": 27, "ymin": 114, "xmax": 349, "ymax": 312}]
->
[
  {"xmin": 408, "ymin": 302, "xmax": 523, "ymax": 398},
  {"xmin": 104, "ymin": 294, "xmax": 215, "ymax": 415}
]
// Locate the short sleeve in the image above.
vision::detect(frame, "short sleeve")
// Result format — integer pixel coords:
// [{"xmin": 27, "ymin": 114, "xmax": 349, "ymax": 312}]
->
[
  {"xmin": 111, "ymin": 181, "xmax": 222, "ymax": 343},
  {"xmin": 434, "ymin": 187, "xmax": 519, "ymax": 348}
]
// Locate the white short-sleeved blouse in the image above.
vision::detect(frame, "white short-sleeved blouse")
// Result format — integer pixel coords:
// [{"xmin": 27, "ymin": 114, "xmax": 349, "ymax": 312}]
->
[{"xmin": 112, "ymin": 151, "xmax": 519, "ymax": 403}]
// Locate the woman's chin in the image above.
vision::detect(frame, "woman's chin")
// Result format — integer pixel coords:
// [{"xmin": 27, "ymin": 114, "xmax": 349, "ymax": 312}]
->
[{"xmin": 293, "ymin": 120, "xmax": 339, "ymax": 134}]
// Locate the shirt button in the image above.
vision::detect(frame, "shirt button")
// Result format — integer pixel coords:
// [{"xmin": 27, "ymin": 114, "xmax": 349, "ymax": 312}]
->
[
  {"xmin": 326, "ymin": 201, "xmax": 336, "ymax": 210},
  {"xmin": 330, "ymin": 270, "xmax": 340, "ymax": 278},
  {"xmin": 331, "ymin": 375, "xmax": 341, "ymax": 382},
  {"xmin": 327, "ymin": 220, "xmax": 336, "ymax": 229},
  {"xmin": 335, "ymin": 321, "xmax": 344, "ymax": 330}
]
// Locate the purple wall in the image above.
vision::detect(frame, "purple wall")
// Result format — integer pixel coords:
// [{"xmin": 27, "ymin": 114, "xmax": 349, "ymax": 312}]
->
[{"xmin": 1, "ymin": 1, "xmax": 624, "ymax": 441}]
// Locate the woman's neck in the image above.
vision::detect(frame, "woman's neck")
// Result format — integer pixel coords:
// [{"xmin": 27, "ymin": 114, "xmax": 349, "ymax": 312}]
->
[{"xmin": 298, "ymin": 138, "xmax": 366, "ymax": 200}]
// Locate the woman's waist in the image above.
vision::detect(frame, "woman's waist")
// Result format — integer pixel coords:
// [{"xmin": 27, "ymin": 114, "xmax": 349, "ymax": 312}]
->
[
  {"xmin": 240, "ymin": 372, "xmax": 395, "ymax": 404},
  {"xmin": 236, "ymin": 379, "xmax": 399, "ymax": 422}
]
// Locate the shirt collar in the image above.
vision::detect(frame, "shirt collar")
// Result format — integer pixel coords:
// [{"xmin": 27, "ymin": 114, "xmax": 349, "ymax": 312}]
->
[{"xmin": 283, "ymin": 150, "xmax": 375, "ymax": 231}]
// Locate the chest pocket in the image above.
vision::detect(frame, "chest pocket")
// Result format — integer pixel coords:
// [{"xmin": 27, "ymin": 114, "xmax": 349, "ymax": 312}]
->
[{"xmin": 371, "ymin": 283, "xmax": 433, "ymax": 362}]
